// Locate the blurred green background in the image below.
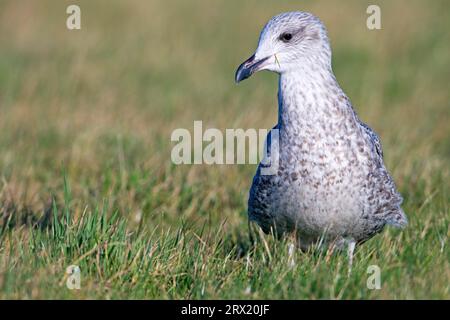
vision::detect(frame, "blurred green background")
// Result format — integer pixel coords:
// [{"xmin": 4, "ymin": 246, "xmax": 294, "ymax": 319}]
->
[{"xmin": 0, "ymin": 0, "xmax": 448, "ymax": 299}]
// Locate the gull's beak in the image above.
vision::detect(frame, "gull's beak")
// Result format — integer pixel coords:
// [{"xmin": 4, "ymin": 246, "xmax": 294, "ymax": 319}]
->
[{"xmin": 235, "ymin": 54, "xmax": 270, "ymax": 83}]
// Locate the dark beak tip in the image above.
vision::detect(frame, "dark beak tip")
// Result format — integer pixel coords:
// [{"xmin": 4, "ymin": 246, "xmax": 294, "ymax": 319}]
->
[
  {"xmin": 234, "ymin": 71, "xmax": 244, "ymax": 84},
  {"xmin": 234, "ymin": 53, "xmax": 267, "ymax": 84},
  {"xmin": 234, "ymin": 66, "xmax": 243, "ymax": 83},
  {"xmin": 234, "ymin": 72, "xmax": 240, "ymax": 84},
  {"xmin": 235, "ymin": 63, "xmax": 250, "ymax": 84}
]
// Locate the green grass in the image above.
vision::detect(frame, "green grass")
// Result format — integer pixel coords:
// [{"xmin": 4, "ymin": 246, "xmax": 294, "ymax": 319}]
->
[{"xmin": 0, "ymin": 0, "xmax": 449, "ymax": 299}]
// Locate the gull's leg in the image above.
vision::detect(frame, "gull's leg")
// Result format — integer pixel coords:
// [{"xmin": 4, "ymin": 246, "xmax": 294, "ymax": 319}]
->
[
  {"xmin": 287, "ymin": 242, "xmax": 296, "ymax": 267},
  {"xmin": 248, "ymin": 219, "xmax": 256, "ymax": 246},
  {"xmin": 347, "ymin": 239, "xmax": 356, "ymax": 275}
]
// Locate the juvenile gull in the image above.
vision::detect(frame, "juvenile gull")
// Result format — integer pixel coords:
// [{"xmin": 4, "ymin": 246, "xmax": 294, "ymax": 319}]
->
[{"xmin": 235, "ymin": 12, "xmax": 407, "ymax": 258}]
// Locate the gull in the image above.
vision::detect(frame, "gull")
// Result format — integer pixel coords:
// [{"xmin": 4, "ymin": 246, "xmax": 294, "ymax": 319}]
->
[{"xmin": 235, "ymin": 12, "xmax": 407, "ymax": 266}]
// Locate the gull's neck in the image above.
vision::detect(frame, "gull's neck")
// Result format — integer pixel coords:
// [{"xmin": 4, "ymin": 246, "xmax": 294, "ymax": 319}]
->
[{"xmin": 277, "ymin": 64, "xmax": 352, "ymax": 135}]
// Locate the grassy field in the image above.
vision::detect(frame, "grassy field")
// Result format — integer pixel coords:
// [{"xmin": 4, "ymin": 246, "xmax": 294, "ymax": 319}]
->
[{"xmin": 0, "ymin": 0, "xmax": 449, "ymax": 299}]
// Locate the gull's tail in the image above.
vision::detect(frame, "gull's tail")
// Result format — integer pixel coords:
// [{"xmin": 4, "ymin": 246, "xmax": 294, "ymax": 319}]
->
[{"xmin": 386, "ymin": 208, "xmax": 408, "ymax": 228}]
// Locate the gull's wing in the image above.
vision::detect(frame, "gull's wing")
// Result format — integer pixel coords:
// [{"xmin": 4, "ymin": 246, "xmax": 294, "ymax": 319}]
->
[
  {"xmin": 359, "ymin": 121, "xmax": 383, "ymax": 159},
  {"xmin": 356, "ymin": 119, "xmax": 408, "ymax": 229}
]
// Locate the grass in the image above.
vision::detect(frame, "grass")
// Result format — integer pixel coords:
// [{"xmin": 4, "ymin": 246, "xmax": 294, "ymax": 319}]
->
[{"xmin": 0, "ymin": 0, "xmax": 449, "ymax": 299}]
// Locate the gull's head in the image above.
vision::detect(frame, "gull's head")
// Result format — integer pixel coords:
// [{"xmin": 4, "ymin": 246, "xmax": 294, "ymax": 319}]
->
[{"xmin": 235, "ymin": 11, "xmax": 331, "ymax": 83}]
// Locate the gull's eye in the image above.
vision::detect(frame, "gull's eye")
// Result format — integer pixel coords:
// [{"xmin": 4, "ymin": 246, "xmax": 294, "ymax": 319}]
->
[{"xmin": 280, "ymin": 32, "xmax": 293, "ymax": 42}]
